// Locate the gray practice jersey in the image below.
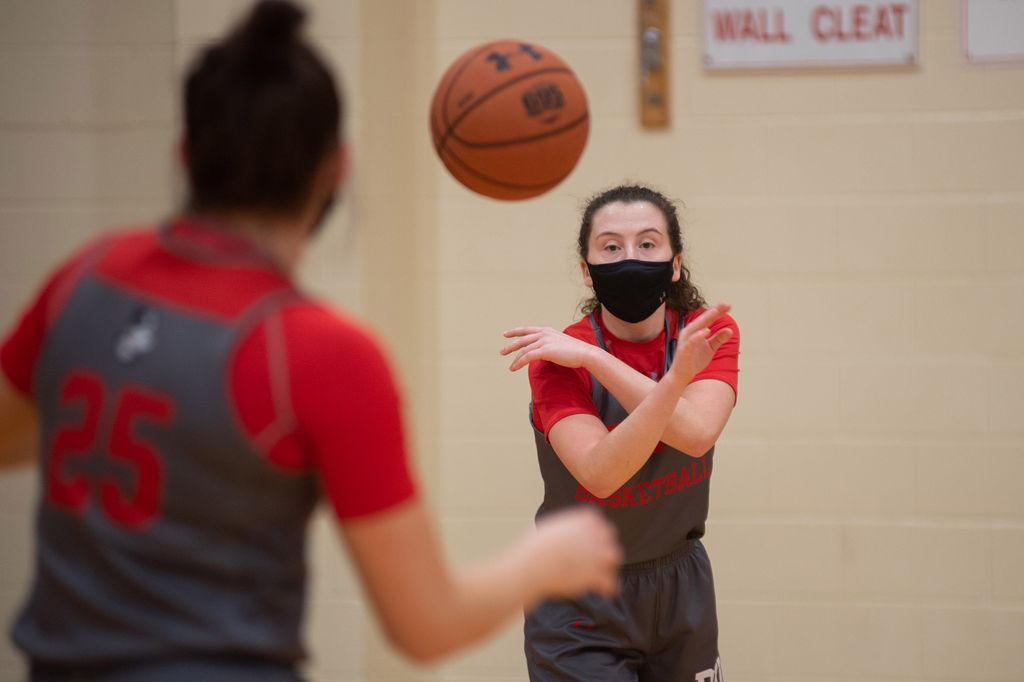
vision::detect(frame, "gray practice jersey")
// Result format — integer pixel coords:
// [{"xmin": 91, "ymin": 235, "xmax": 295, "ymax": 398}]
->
[
  {"xmin": 531, "ymin": 314, "xmax": 713, "ymax": 565},
  {"xmin": 11, "ymin": 231, "xmax": 318, "ymax": 670}
]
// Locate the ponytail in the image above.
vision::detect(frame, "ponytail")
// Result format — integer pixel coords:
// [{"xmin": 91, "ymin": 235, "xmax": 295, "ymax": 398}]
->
[{"xmin": 184, "ymin": 0, "xmax": 342, "ymax": 215}]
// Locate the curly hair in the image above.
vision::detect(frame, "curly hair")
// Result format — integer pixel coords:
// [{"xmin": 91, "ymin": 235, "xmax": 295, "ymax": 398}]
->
[{"xmin": 577, "ymin": 184, "xmax": 705, "ymax": 316}]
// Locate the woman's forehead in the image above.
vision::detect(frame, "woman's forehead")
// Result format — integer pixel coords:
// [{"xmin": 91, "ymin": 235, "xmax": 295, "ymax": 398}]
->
[{"xmin": 591, "ymin": 201, "xmax": 667, "ymax": 237}]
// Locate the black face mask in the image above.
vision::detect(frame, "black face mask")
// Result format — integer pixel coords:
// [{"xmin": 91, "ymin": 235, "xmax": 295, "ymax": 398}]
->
[{"xmin": 586, "ymin": 258, "xmax": 675, "ymax": 323}]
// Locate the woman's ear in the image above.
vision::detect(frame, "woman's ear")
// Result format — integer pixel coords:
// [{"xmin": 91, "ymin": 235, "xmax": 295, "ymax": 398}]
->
[
  {"xmin": 311, "ymin": 143, "xmax": 347, "ymax": 203},
  {"xmin": 580, "ymin": 259, "xmax": 593, "ymax": 288},
  {"xmin": 671, "ymin": 253, "xmax": 682, "ymax": 282},
  {"xmin": 333, "ymin": 143, "xmax": 349, "ymax": 190},
  {"xmin": 177, "ymin": 136, "xmax": 189, "ymax": 171}
]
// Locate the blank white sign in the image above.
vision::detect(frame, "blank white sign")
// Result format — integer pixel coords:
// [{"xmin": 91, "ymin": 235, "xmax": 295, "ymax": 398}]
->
[{"xmin": 964, "ymin": 0, "xmax": 1024, "ymax": 62}]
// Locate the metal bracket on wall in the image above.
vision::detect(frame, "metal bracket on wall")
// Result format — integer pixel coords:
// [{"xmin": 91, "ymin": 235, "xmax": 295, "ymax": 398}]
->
[{"xmin": 639, "ymin": 0, "xmax": 670, "ymax": 129}]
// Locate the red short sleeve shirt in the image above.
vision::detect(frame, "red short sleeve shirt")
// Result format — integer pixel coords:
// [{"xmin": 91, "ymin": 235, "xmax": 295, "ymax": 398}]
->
[
  {"xmin": 1, "ymin": 220, "xmax": 416, "ymax": 520},
  {"xmin": 529, "ymin": 308, "xmax": 740, "ymax": 438}
]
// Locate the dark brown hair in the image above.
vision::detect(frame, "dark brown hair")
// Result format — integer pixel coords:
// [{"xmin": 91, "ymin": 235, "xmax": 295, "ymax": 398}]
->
[
  {"xmin": 577, "ymin": 184, "xmax": 705, "ymax": 316},
  {"xmin": 183, "ymin": 0, "xmax": 342, "ymax": 215}
]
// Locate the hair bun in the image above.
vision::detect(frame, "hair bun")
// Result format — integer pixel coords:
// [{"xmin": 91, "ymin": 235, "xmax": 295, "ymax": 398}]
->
[{"xmin": 239, "ymin": 0, "xmax": 305, "ymax": 50}]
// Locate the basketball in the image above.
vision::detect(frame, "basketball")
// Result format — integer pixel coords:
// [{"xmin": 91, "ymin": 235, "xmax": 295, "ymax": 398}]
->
[{"xmin": 429, "ymin": 40, "xmax": 590, "ymax": 201}]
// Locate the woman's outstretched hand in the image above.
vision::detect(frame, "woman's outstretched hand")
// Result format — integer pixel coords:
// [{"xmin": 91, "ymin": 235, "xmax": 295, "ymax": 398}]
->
[
  {"xmin": 668, "ymin": 303, "xmax": 733, "ymax": 382},
  {"xmin": 526, "ymin": 507, "xmax": 623, "ymax": 601},
  {"xmin": 500, "ymin": 327, "xmax": 598, "ymax": 372}
]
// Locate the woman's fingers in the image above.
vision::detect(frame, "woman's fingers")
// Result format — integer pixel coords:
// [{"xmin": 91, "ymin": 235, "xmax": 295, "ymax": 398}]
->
[
  {"xmin": 502, "ymin": 326, "xmax": 544, "ymax": 338},
  {"xmin": 509, "ymin": 351, "xmax": 532, "ymax": 372},
  {"xmin": 707, "ymin": 327, "xmax": 734, "ymax": 352},
  {"xmin": 500, "ymin": 327, "xmax": 557, "ymax": 356},
  {"xmin": 684, "ymin": 302, "xmax": 731, "ymax": 337},
  {"xmin": 681, "ymin": 328, "xmax": 711, "ymax": 347},
  {"xmin": 506, "ymin": 331, "xmax": 586, "ymax": 371},
  {"xmin": 507, "ymin": 338, "xmax": 546, "ymax": 371},
  {"xmin": 497, "ymin": 329, "xmax": 544, "ymax": 356},
  {"xmin": 510, "ymin": 345, "xmax": 550, "ymax": 372}
]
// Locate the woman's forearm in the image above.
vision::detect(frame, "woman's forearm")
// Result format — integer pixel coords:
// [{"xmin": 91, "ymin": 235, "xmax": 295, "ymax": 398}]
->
[
  {"xmin": 343, "ymin": 503, "xmax": 619, "ymax": 663},
  {"xmin": 566, "ymin": 360, "xmax": 692, "ymax": 497},
  {"xmin": 584, "ymin": 348, "xmax": 718, "ymax": 457},
  {"xmin": 0, "ymin": 375, "xmax": 37, "ymax": 472}
]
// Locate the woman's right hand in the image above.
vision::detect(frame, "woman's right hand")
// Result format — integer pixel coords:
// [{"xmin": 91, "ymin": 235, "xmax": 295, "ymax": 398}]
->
[
  {"xmin": 668, "ymin": 303, "xmax": 733, "ymax": 383},
  {"xmin": 500, "ymin": 326, "xmax": 599, "ymax": 372},
  {"xmin": 525, "ymin": 507, "xmax": 623, "ymax": 601}
]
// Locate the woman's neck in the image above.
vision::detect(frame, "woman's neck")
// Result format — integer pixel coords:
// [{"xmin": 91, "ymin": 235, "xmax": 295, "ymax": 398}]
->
[
  {"xmin": 600, "ymin": 304, "xmax": 666, "ymax": 343},
  {"xmin": 193, "ymin": 210, "xmax": 307, "ymax": 274}
]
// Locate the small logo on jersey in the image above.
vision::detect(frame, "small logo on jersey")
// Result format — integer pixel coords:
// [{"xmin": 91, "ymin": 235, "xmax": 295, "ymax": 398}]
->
[{"xmin": 115, "ymin": 308, "xmax": 159, "ymax": 364}]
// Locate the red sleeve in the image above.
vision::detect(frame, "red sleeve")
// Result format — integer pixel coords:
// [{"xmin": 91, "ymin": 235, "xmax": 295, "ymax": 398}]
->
[
  {"xmin": 528, "ymin": 359, "xmax": 598, "ymax": 439},
  {"xmin": 1, "ymin": 240, "xmax": 107, "ymax": 398},
  {"xmin": 689, "ymin": 312, "xmax": 740, "ymax": 399},
  {"xmin": 527, "ymin": 311, "xmax": 741, "ymax": 438},
  {"xmin": 0, "ymin": 294, "xmax": 45, "ymax": 397},
  {"xmin": 231, "ymin": 304, "xmax": 417, "ymax": 520}
]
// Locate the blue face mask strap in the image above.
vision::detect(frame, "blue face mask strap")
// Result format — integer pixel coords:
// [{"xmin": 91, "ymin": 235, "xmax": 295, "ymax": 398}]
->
[
  {"xmin": 587, "ymin": 312, "xmax": 608, "ymax": 350},
  {"xmin": 664, "ymin": 309, "xmax": 682, "ymax": 378},
  {"xmin": 592, "ymin": 310, "xmax": 679, "ymax": 389},
  {"xmin": 587, "ymin": 313, "xmax": 610, "ymax": 417}
]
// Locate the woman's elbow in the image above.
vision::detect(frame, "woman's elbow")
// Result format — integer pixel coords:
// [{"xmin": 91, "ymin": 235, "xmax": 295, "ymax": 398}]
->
[
  {"xmin": 579, "ymin": 475, "xmax": 620, "ymax": 500},
  {"xmin": 685, "ymin": 430, "xmax": 720, "ymax": 458},
  {"xmin": 386, "ymin": 628, "xmax": 453, "ymax": 665}
]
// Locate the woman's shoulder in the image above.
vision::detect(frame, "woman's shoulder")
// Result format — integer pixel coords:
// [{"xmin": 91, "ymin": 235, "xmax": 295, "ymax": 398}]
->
[
  {"xmin": 564, "ymin": 315, "xmax": 598, "ymax": 342},
  {"xmin": 274, "ymin": 301, "xmax": 394, "ymax": 375}
]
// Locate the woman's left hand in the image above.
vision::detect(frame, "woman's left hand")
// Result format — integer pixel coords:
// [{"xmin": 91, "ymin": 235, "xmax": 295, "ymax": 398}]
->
[{"xmin": 500, "ymin": 327, "xmax": 598, "ymax": 372}]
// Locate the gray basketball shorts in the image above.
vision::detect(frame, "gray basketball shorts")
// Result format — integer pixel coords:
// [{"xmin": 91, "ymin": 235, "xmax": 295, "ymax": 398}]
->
[
  {"xmin": 30, "ymin": 657, "xmax": 305, "ymax": 682},
  {"xmin": 525, "ymin": 540, "xmax": 723, "ymax": 682}
]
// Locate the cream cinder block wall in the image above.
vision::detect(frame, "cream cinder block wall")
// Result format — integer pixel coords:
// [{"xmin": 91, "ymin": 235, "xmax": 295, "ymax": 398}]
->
[
  {"xmin": 0, "ymin": 1, "xmax": 179, "ymax": 677},
  {"xmin": 2, "ymin": 1, "xmax": 1023, "ymax": 682},
  {"xmin": 428, "ymin": 1, "xmax": 1024, "ymax": 682},
  {"xmin": 0, "ymin": 0, "xmax": 380, "ymax": 679}
]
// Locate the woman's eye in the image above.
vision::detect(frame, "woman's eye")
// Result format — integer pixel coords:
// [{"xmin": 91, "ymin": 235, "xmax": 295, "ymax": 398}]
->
[
  {"xmin": 605, "ymin": 244, "xmax": 620, "ymax": 252},
  {"xmin": 640, "ymin": 241, "xmax": 655, "ymax": 249}
]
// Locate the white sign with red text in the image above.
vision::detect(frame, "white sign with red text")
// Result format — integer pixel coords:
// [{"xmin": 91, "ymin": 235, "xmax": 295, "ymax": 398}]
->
[{"xmin": 703, "ymin": 0, "xmax": 918, "ymax": 69}]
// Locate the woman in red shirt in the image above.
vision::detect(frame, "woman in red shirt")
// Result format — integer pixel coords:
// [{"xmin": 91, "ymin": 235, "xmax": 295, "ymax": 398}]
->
[
  {"xmin": 502, "ymin": 184, "xmax": 739, "ymax": 681},
  {"xmin": 0, "ymin": 3, "xmax": 621, "ymax": 680}
]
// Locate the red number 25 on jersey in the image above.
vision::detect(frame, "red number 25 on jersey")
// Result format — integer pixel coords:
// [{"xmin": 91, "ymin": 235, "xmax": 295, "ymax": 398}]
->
[{"xmin": 47, "ymin": 370, "xmax": 174, "ymax": 529}]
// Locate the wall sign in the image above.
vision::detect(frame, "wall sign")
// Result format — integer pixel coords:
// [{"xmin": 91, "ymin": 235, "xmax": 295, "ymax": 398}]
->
[
  {"xmin": 704, "ymin": 0, "xmax": 919, "ymax": 69},
  {"xmin": 964, "ymin": 0, "xmax": 1024, "ymax": 63}
]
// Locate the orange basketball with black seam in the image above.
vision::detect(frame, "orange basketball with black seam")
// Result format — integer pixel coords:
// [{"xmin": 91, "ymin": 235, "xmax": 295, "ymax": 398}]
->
[{"xmin": 430, "ymin": 40, "xmax": 590, "ymax": 201}]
